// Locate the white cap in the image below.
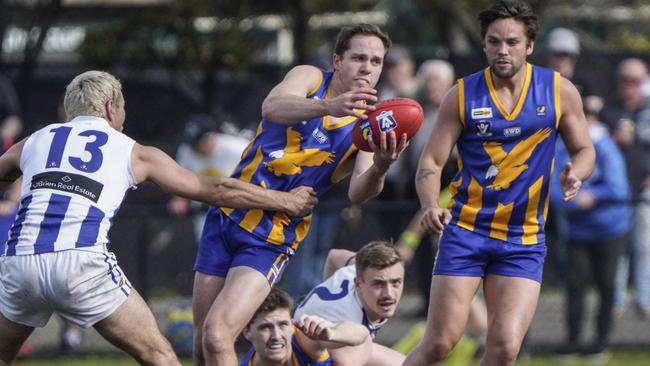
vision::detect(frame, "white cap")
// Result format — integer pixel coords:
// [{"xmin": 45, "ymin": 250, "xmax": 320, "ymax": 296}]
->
[{"xmin": 547, "ymin": 27, "xmax": 580, "ymax": 56}]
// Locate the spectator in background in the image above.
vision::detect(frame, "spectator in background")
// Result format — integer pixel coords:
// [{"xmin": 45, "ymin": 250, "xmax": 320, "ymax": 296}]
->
[
  {"xmin": 167, "ymin": 114, "xmax": 249, "ymax": 242},
  {"xmin": 396, "ymin": 59, "xmax": 457, "ymax": 316},
  {"xmin": 544, "ymin": 27, "xmax": 603, "ymax": 286},
  {"xmin": 0, "ymin": 73, "xmax": 23, "ymax": 144},
  {"xmin": 0, "ymin": 73, "xmax": 23, "ymax": 251},
  {"xmin": 378, "ymin": 45, "xmax": 418, "ymax": 101},
  {"xmin": 545, "ymin": 27, "xmax": 599, "ymax": 102},
  {"xmin": 551, "ymin": 103, "xmax": 631, "ymax": 358},
  {"xmin": 600, "ymin": 58, "xmax": 650, "ymax": 318},
  {"xmin": 375, "ymin": 45, "xmax": 419, "ymax": 244}
]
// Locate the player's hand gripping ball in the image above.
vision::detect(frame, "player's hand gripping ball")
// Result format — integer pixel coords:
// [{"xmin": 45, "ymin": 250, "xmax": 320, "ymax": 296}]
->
[{"xmin": 352, "ymin": 98, "xmax": 424, "ymax": 152}]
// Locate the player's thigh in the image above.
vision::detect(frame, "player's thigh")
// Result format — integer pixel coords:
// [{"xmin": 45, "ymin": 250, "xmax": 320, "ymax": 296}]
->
[
  {"xmin": 93, "ymin": 289, "xmax": 172, "ymax": 356},
  {"xmin": 0, "ymin": 312, "xmax": 33, "ymax": 364},
  {"xmin": 203, "ymin": 266, "xmax": 271, "ymax": 336},
  {"xmin": 483, "ymin": 274, "xmax": 540, "ymax": 344},
  {"xmin": 423, "ymin": 275, "xmax": 482, "ymax": 343},
  {"xmin": 367, "ymin": 342, "xmax": 405, "ymax": 366},
  {"xmin": 192, "ymin": 271, "xmax": 225, "ymax": 331}
]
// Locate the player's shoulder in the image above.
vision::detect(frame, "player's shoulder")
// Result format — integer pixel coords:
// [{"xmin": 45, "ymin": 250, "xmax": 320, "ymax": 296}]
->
[
  {"xmin": 331, "ymin": 264, "xmax": 356, "ymax": 280},
  {"xmin": 284, "ymin": 65, "xmax": 325, "ymax": 86},
  {"xmin": 557, "ymin": 75, "xmax": 582, "ymax": 102}
]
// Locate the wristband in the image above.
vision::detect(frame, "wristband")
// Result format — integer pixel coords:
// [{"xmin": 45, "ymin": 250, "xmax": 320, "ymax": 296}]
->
[{"xmin": 399, "ymin": 230, "xmax": 421, "ymax": 250}]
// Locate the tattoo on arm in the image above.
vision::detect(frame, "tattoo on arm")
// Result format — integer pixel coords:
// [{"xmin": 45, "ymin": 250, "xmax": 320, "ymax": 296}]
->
[{"xmin": 416, "ymin": 169, "xmax": 436, "ymax": 181}]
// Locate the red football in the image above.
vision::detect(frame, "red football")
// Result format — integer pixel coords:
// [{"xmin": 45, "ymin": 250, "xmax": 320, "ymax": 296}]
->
[{"xmin": 352, "ymin": 98, "xmax": 424, "ymax": 152}]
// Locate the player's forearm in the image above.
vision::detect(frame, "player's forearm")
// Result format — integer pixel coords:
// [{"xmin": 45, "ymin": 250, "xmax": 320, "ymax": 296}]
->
[
  {"xmin": 201, "ymin": 176, "xmax": 293, "ymax": 211},
  {"xmin": 568, "ymin": 144, "xmax": 595, "ymax": 182},
  {"xmin": 415, "ymin": 160, "xmax": 443, "ymax": 209},
  {"xmin": 327, "ymin": 321, "xmax": 370, "ymax": 347},
  {"xmin": 262, "ymin": 94, "xmax": 328, "ymax": 125},
  {"xmin": 347, "ymin": 164, "xmax": 387, "ymax": 204}
]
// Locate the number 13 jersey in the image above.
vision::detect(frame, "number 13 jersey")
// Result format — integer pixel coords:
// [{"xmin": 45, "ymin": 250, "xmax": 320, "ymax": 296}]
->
[{"xmin": 4, "ymin": 116, "xmax": 136, "ymax": 256}]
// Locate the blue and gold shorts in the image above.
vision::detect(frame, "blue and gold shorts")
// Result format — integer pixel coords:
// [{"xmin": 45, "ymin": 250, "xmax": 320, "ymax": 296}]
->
[
  {"xmin": 433, "ymin": 224, "xmax": 546, "ymax": 283},
  {"xmin": 194, "ymin": 207, "xmax": 293, "ymax": 286}
]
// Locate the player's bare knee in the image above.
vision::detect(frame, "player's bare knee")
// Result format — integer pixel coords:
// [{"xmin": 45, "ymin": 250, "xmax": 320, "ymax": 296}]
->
[
  {"xmin": 423, "ymin": 340, "xmax": 455, "ymax": 362},
  {"xmin": 489, "ymin": 338, "xmax": 521, "ymax": 365},
  {"xmin": 201, "ymin": 323, "xmax": 236, "ymax": 354}
]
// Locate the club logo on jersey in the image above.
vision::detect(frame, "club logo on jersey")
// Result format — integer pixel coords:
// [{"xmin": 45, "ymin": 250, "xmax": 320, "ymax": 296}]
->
[
  {"xmin": 312, "ymin": 127, "xmax": 328, "ymax": 144},
  {"xmin": 483, "ymin": 128, "xmax": 552, "ymax": 190},
  {"xmin": 476, "ymin": 120, "xmax": 492, "ymax": 137},
  {"xmin": 471, "ymin": 107, "xmax": 493, "ymax": 119},
  {"xmin": 264, "ymin": 129, "xmax": 335, "ymax": 176},
  {"xmin": 376, "ymin": 110, "xmax": 397, "ymax": 132},
  {"xmin": 536, "ymin": 105, "xmax": 546, "ymax": 116},
  {"xmin": 360, "ymin": 120, "xmax": 373, "ymax": 141},
  {"xmin": 503, "ymin": 126, "xmax": 521, "ymax": 137}
]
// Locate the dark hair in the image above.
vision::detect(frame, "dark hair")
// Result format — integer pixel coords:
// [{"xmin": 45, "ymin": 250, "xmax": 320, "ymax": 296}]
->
[
  {"xmin": 478, "ymin": 0, "xmax": 538, "ymax": 43},
  {"xmin": 247, "ymin": 288, "xmax": 293, "ymax": 328},
  {"xmin": 355, "ymin": 241, "xmax": 402, "ymax": 277},
  {"xmin": 333, "ymin": 23, "xmax": 392, "ymax": 56}
]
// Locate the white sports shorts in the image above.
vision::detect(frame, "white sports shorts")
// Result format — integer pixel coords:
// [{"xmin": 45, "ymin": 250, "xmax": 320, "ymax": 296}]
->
[{"xmin": 0, "ymin": 246, "xmax": 132, "ymax": 328}]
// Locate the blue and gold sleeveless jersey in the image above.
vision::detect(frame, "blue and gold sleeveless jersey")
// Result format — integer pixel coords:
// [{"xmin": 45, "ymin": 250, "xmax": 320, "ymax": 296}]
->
[
  {"xmin": 239, "ymin": 330, "xmax": 332, "ymax": 366},
  {"xmin": 222, "ymin": 70, "xmax": 358, "ymax": 249},
  {"xmin": 449, "ymin": 63, "xmax": 560, "ymax": 245}
]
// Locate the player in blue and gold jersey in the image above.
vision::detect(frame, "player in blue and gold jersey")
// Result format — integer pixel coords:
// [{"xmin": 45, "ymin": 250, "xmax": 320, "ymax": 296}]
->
[
  {"xmin": 403, "ymin": 2, "xmax": 595, "ymax": 366},
  {"xmin": 192, "ymin": 24, "xmax": 409, "ymax": 366},
  {"xmin": 240, "ymin": 289, "xmax": 367, "ymax": 366}
]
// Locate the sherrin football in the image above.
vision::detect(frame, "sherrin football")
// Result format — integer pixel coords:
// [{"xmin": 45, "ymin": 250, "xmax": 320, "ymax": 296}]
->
[{"xmin": 352, "ymin": 98, "xmax": 424, "ymax": 152}]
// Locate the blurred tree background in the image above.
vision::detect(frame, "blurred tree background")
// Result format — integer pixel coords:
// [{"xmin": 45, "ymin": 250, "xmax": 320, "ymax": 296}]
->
[{"xmin": 2, "ymin": 0, "xmax": 650, "ymax": 140}]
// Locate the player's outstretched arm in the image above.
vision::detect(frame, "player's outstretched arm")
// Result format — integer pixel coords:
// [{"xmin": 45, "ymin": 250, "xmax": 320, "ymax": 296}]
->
[
  {"xmin": 295, "ymin": 315, "xmax": 369, "ymax": 352},
  {"xmin": 262, "ymin": 65, "xmax": 378, "ymax": 124},
  {"xmin": 558, "ymin": 77, "xmax": 595, "ymax": 201},
  {"xmin": 416, "ymin": 86, "xmax": 462, "ymax": 234},
  {"xmin": 131, "ymin": 144, "xmax": 317, "ymax": 215},
  {"xmin": 0, "ymin": 138, "xmax": 25, "ymax": 188}
]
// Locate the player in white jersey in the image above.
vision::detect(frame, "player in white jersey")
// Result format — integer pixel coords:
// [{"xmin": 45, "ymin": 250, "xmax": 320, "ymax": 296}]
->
[
  {"xmin": 293, "ymin": 241, "xmax": 406, "ymax": 365},
  {"xmin": 0, "ymin": 70, "xmax": 317, "ymax": 366}
]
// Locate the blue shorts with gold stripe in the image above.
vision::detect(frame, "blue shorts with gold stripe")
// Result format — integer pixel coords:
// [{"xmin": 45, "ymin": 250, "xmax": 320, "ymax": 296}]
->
[
  {"xmin": 194, "ymin": 207, "xmax": 292, "ymax": 286},
  {"xmin": 433, "ymin": 224, "xmax": 547, "ymax": 283}
]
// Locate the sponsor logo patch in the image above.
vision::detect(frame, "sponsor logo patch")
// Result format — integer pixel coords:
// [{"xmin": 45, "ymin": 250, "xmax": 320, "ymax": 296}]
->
[
  {"xmin": 31, "ymin": 171, "xmax": 104, "ymax": 203},
  {"xmin": 536, "ymin": 105, "xmax": 546, "ymax": 116},
  {"xmin": 471, "ymin": 107, "xmax": 493, "ymax": 119},
  {"xmin": 503, "ymin": 126, "xmax": 521, "ymax": 137}
]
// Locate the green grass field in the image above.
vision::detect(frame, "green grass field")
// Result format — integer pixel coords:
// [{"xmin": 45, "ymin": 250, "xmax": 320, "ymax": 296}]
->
[{"xmin": 12, "ymin": 351, "xmax": 650, "ymax": 366}]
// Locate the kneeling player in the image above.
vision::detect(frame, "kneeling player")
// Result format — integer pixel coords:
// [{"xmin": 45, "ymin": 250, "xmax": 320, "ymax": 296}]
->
[
  {"xmin": 241, "ymin": 288, "xmax": 366, "ymax": 365},
  {"xmin": 294, "ymin": 241, "xmax": 406, "ymax": 366}
]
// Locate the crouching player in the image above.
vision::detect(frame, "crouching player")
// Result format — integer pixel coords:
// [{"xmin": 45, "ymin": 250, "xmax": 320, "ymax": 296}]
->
[
  {"xmin": 241, "ymin": 288, "xmax": 366, "ymax": 365},
  {"xmin": 293, "ymin": 241, "xmax": 406, "ymax": 366}
]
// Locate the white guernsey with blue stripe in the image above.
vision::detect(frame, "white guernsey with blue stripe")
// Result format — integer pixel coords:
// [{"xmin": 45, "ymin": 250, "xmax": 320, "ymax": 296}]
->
[
  {"xmin": 294, "ymin": 265, "xmax": 387, "ymax": 338},
  {"xmin": 3, "ymin": 116, "xmax": 136, "ymax": 256}
]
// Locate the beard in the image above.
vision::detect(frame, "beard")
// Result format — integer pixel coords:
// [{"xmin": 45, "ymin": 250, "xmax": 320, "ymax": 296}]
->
[{"xmin": 489, "ymin": 59, "xmax": 524, "ymax": 79}]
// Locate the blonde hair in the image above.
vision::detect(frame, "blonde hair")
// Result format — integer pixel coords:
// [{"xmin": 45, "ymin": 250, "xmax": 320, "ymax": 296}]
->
[
  {"xmin": 355, "ymin": 241, "xmax": 402, "ymax": 277},
  {"xmin": 64, "ymin": 71, "xmax": 123, "ymax": 120}
]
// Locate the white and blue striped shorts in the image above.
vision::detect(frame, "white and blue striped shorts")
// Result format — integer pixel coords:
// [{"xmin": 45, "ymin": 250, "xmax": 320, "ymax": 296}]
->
[{"xmin": 0, "ymin": 246, "xmax": 132, "ymax": 328}]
